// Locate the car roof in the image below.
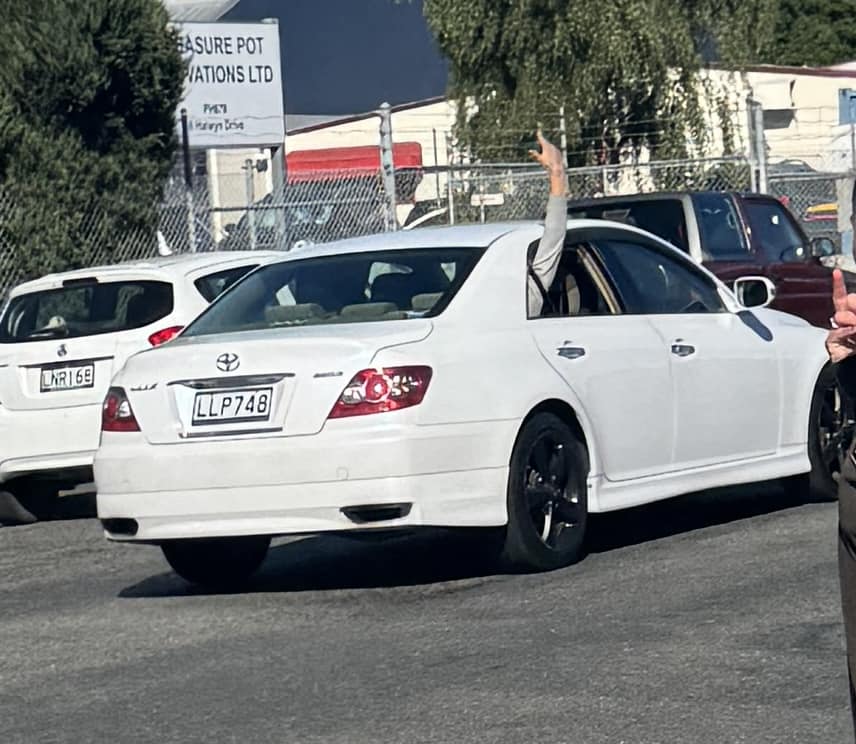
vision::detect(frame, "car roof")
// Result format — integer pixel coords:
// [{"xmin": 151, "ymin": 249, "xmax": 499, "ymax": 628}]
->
[
  {"xmin": 9, "ymin": 250, "xmax": 283, "ymax": 295},
  {"xmin": 289, "ymin": 222, "xmax": 528, "ymax": 256},
  {"xmin": 566, "ymin": 192, "xmax": 701, "ymax": 207},
  {"xmin": 565, "ymin": 191, "xmax": 780, "ymax": 209}
]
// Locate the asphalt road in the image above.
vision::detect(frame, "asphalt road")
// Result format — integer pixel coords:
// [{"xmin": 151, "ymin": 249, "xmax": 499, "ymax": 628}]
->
[{"xmin": 1, "ymin": 484, "xmax": 853, "ymax": 744}]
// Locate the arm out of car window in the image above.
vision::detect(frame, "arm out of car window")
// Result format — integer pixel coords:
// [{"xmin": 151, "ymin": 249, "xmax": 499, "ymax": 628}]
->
[{"xmin": 526, "ymin": 131, "xmax": 567, "ymax": 317}]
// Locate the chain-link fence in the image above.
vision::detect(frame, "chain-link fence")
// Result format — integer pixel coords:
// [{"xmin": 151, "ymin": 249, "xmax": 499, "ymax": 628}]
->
[
  {"xmin": 424, "ymin": 156, "xmax": 755, "ymax": 227},
  {"xmin": 1, "ymin": 100, "xmax": 855, "ymax": 294}
]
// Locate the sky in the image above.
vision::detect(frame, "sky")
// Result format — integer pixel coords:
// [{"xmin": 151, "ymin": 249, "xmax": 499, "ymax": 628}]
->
[{"xmin": 223, "ymin": 0, "xmax": 449, "ymax": 116}]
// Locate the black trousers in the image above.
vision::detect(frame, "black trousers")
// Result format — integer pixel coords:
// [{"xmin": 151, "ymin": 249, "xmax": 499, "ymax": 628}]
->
[{"xmin": 839, "ymin": 456, "xmax": 856, "ymax": 737}]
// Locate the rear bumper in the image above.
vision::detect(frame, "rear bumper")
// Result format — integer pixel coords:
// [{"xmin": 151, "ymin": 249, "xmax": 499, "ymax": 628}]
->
[
  {"xmin": 95, "ymin": 418, "xmax": 517, "ymax": 541},
  {"xmin": 0, "ymin": 403, "xmax": 100, "ymax": 483}
]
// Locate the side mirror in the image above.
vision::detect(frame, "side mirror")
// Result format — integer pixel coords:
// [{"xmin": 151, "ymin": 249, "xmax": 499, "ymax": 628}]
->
[
  {"xmin": 734, "ymin": 276, "xmax": 777, "ymax": 309},
  {"xmin": 810, "ymin": 236, "xmax": 836, "ymax": 258}
]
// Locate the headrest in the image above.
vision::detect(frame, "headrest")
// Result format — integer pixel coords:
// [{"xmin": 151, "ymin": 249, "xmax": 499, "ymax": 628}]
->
[
  {"xmin": 411, "ymin": 293, "xmax": 443, "ymax": 313},
  {"xmin": 264, "ymin": 303, "xmax": 326, "ymax": 324},
  {"xmin": 339, "ymin": 302, "xmax": 398, "ymax": 321}
]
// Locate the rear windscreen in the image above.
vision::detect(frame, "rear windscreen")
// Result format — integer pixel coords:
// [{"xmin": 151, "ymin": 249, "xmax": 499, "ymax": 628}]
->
[
  {"xmin": 0, "ymin": 280, "xmax": 174, "ymax": 343},
  {"xmin": 182, "ymin": 247, "xmax": 484, "ymax": 338}
]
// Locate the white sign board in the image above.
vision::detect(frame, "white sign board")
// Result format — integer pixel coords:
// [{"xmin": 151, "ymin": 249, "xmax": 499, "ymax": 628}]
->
[{"xmin": 173, "ymin": 21, "xmax": 285, "ymax": 148}]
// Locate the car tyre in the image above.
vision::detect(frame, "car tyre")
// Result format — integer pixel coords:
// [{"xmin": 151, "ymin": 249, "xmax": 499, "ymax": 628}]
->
[
  {"xmin": 161, "ymin": 536, "xmax": 271, "ymax": 589},
  {"xmin": 500, "ymin": 412, "xmax": 589, "ymax": 572},
  {"xmin": 785, "ymin": 364, "xmax": 854, "ymax": 502},
  {"xmin": 0, "ymin": 480, "xmax": 58, "ymax": 525}
]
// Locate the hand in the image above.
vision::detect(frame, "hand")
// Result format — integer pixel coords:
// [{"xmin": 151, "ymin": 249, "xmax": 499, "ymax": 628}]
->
[
  {"xmin": 827, "ymin": 269, "xmax": 856, "ymax": 363},
  {"xmin": 528, "ymin": 128, "xmax": 566, "ymax": 197},
  {"xmin": 833, "ymin": 268, "xmax": 856, "ymax": 326},
  {"xmin": 528, "ymin": 128, "xmax": 564, "ymax": 172}
]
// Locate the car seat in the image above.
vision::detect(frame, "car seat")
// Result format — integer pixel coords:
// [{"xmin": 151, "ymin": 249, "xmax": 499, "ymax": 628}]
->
[
  {"xmin": 371, "ymin": 272, "xmax": 420, "ymax": 309},
  {"xmin": 126, "ymin": 292, "xmax": 165, "ymax": 327}
]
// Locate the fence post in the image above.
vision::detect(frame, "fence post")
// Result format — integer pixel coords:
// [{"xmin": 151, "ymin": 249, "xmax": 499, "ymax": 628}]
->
[
  {"xmin": 747, "ymin": 96, "xmax": 767, "ymax": 193},
  {"xmin": 850, "ymin": 117, "xmax": 856, "ymax": 173},
  {"xmin": 244, "ymin": 158, "xmax": 257, "ymax": 250},
  {"xmin": 378, "ymin": 102, "xmax": 398, "ymax": 232},
  {"xmin": 270, "ymin": 145, "xmax": 286, "ymax": 250},
  {"xmin": 746, "ymin": 96, "xmax": 758, "ymax": 193},
  {"xmin": 445, "ymin": 132, "xmax": 455, "ymax": 225},
  {"xmin": 559, "ymin": 104, "xmax": 569, "ymax": 168},
  {"xmin": 180, "ymin": 108, "xmax": 197, "ymax": 252}
]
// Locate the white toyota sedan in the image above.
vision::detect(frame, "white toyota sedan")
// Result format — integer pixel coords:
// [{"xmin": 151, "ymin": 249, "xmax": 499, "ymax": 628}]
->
[
  {"xmin": 0, "ymin": 250, "xmax": 281, "ymax": 524},
  {"xmin": 95, "ymin": 220, "xmax": 839, "ymax": 587}
]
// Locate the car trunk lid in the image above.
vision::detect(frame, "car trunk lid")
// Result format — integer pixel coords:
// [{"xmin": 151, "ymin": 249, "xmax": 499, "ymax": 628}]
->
[{"xmin": 124, "ymin": 321, "xmax": 433, "ymax": 444}]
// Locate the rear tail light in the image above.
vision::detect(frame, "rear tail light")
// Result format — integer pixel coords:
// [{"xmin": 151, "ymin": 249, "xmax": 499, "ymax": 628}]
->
[
  {"xmin": 148, "ymin": 325, "xmax": 183, "ymax": 346},
  {"xmin": 328, "ymin": 366, "xmax": 432, "ymax": 419},
  {"xmin": 102, "ymin": 387, "xmax": 140, "ymax": 432}
]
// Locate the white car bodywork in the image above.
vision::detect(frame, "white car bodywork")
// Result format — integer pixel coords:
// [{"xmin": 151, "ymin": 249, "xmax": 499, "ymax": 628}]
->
[
  {"xmin": 0, "ymin": 251, "xmax": 281, "ymax": 485},
  {"xmin": 95, "ymin": 220, "xmax": 830, "ymax": 543}
]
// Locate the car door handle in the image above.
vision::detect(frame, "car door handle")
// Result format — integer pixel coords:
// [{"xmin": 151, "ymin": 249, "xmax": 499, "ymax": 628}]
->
[
  {"xmin": 670, "ymin": 340, "xmax": 695, "ymax": 357},
  {"xmin": 557, "ymin": 344, "xmax": 586, "ymax": 360}
]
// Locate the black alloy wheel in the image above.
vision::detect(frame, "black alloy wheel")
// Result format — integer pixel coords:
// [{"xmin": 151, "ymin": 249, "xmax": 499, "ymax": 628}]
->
[
  {"xmin": 786, "ymin": 365, "xmax": 856, "ymax": 501},
  {"xmin": 501, "ymin": 412, "xmax": 589, "ymax": 572}
]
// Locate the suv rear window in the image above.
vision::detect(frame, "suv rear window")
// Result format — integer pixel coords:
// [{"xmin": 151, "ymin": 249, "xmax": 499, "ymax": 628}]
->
[
  {"xmin": 0, "ymin": 280, "xmax": 174, "ymax": 343},
  {"xmin": 182, "ymin": 247, "xmax": 483, "ymax": 338},
  {"xmin": 194, "ymin": 265, "xmax": 259, "ymax": 302}
]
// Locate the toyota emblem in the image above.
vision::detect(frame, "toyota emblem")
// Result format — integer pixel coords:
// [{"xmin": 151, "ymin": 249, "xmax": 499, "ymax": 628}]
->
[
  {"xmin": 57, "ymin": 344, "xmax": 67, "ymax": 358},
  {"xmin": 216, "ymin": 352, "xmax": 240, "ymax": 372}
]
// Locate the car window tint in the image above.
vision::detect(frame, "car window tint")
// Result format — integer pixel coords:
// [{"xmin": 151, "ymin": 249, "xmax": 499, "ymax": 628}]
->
[
  {"xmin": 743, "ymin": 199, "xmax": 807, "ymax": 263},
  {"xmin": 0, "ymin": 280, "xmax": 174, "ymax": 343},
  {"xmin": 691, "ymin": 193, "xmax": 750, "ymax": 261},
  {"xmin": 595, "ymin": 240, "xmax": 726, "ymax": 314},
  {"xmin": 194, "ymin": 265, "xmax": 259, "ymax": 302},
  {"xmin": 567, "ymin": 199, "xmax": 689, "ymax": 254},
  {"xmin": 181, "ymin": 247, "xmax": 484, "ymax": 338}
]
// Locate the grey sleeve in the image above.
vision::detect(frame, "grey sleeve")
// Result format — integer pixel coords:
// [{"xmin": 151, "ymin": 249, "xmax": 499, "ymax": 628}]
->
[{"xmin": 527, "ymin": 193, "xmax": 568, "ymax": 316}]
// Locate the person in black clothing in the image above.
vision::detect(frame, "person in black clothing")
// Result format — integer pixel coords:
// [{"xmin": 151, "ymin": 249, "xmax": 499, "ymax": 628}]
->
[{"xmin": 828, "ymin": 267, "xmax": 856, "ymax": 736}]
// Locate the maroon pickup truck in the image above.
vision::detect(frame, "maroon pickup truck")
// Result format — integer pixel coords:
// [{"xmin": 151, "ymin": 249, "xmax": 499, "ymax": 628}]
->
[{"xmin": 566, "ymin": 190, "xmax": 855, "ymax": 329}]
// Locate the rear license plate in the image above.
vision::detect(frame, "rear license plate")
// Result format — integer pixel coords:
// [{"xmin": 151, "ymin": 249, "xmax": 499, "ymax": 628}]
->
[
  {"xmin": 40, "ymin": 363, "xmax": 95, "ymax": 393},
  {"xmin": 191, "ymin": 387, "xmax": 273, "ymax": 426}
]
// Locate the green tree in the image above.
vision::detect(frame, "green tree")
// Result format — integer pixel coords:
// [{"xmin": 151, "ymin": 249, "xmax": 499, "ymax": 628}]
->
[
  {"xmin": 420, "ymin": 0, "xmax": 777, "ymax": 167},
  {"xmin": 0, "ymin": 0, "xmax": 185, "ymax": 280},
  {"xmin": 768, "ymin": 0, "xmax": 856, "ymax": 67}
]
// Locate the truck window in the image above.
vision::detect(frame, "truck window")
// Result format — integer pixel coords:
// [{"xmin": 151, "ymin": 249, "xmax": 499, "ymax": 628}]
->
[
  {"xmin": 742, "ymin": 199, "xmax": 808, "ymax": 263},
  {"xmin": 567, "ymin": 200, "xmax": 689, "ymax": 254},
  {"xmin": 690, "ymin": 193, "xmax": 751, "ymax": 261}
]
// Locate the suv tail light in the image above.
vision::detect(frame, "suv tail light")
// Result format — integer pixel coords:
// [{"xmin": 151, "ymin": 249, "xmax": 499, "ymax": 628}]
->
[
  {"xmin": 328, "ymin": 366, "xmax": 432, "ymax": 419},
  {"xmin": 148, "ymin": 326, "xmax": 183, "ymax": 346},
  {"xmin": 102, "ymin": 387, "xmax": 140, "ymax": 432}
]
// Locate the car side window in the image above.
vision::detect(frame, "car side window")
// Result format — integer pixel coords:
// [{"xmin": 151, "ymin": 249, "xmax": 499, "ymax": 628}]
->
[
  {"xmin": 533, "ymin": 243, "xmax": 619, "ymax": 319},
  {"xmin": 595, "ymin": 239, "xmax": 727, "ymax": 315},
  {"xmin": 194, "ymin": 265, "xmax": 258, "ymax": 302}
]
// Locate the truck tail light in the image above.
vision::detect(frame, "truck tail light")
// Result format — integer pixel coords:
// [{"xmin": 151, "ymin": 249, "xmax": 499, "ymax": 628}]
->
[
  {"xmin": 148, "ymin": 326, "xmax": 183, "ymax": 346},
  {"xmin": 328, "ymin": 366, "xmax": 432, "ymax": 419},
  {"xmin": 102, "ymin": 387, "xmax": 140, "ymax": 432}
]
